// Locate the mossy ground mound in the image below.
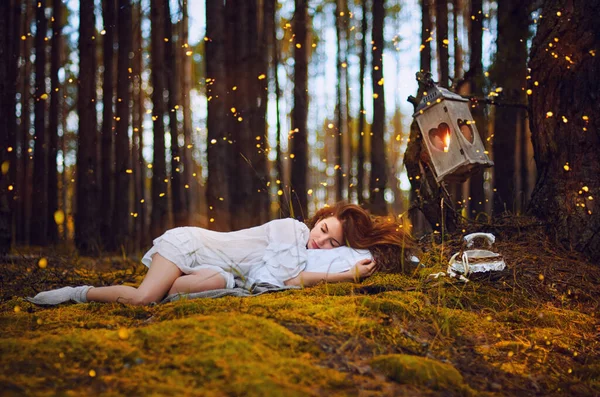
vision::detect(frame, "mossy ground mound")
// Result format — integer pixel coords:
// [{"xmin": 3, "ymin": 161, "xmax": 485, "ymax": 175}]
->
[{"xmin": 1, "ymin": 216, "xmax": 599, "ymax": 395}]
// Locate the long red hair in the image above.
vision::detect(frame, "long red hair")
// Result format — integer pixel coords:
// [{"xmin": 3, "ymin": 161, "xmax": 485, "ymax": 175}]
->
[{"xmin": 305, "ymin": 202, "xmax": 419, "ymax": 271}]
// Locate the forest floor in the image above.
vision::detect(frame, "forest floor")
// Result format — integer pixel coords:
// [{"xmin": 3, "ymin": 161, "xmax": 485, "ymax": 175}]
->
[{"xmin": 0, "ymin": 215, "xmax": 599, "ymax": 396}]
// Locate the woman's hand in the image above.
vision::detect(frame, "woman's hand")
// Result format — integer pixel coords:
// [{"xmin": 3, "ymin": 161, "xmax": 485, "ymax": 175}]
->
[{"xmin": 349, "ymin": 259, "xmax": 378, "ymax": 282}]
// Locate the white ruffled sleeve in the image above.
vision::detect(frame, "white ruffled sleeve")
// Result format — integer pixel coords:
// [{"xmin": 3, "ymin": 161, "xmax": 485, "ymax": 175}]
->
[{"xmin": 258, "ymin": 218, "xmax": 310, "ymax": 286}]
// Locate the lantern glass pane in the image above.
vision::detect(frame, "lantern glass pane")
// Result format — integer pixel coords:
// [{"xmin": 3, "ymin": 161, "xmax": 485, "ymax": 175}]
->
[
  {"xmin": 458, "ymin": 119, "xmax": 474, "ymax": 144},
  {"xmin": 428, "ymin": 122, "xmax": 452, "ymax": 152}
]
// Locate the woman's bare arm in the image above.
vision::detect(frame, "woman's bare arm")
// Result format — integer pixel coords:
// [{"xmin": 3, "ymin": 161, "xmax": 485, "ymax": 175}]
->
[{"xmin": 284, "ymin": 259, "xmax": 377, "ymax": 287}]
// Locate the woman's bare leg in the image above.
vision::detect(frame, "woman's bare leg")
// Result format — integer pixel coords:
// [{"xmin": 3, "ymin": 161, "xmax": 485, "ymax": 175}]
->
[
  {"xmin": 86, "ymin": 253, "xmax": 183, "ymax": 305},
  {"xmin": 167, "ymin": 269, "xmax": 227, "ymax": 295}
]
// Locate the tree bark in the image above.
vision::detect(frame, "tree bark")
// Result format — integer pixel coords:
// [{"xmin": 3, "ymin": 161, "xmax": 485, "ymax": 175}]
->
[
  {"xmin": 150, "ymin": 0, "xmax": 169, "ymax": 239},
  {"xmin": 112, "ymin": 0, "xmax": 132, "ymax": 251},
  {"xmin": 226, "ymin": 0, "xmax": 249, "ymax": 229},
  {"xmin": 370, "ymin": 0, "xmax": 388, "ymax": 215},
  {"xmin": 31, "ymin": 0, "xmax": 49, "ymax": 246},
  {"xmin": 253, "ymin": 0, "xmax": 270, "ymax": 225},
  {"xmin": 290, "ymin": 0, "xmax": 309, "ymax": 220},
  {"xmin": 164, "ymin": 0, "xmax": 186, "ymax": 228},
  {"xmin": 334, "ymin": 0, "xmax": 347, "ymax": 202},
  {"xmin": 528, "ymin": 0, "xmax": 600, "ymax": 262},
  {"xmin": 491, "ymin": 0, "xmax": 529, "ymax": 216},
  {"xmin": 180, "ymin": 0, "xmax": 193, "ymax": 223},
  {"xmin": 101, "ymin": 0, "xmax": 116, "ymax": 248},
  {"xmin": 76, "ymin": 0, "xmax": 100, "ymax": 253},
  {"xmin": 16, "ymin": 4, "xmax": 34, "ymax": 244},
  {"xmin": 264, "ymin": 0, "xmax": 285, "ymax": 217},
  {"xmin": 467, "ymin": 0, "xmax": 486, "ymax": 218},
  {"xmin": 206, "ymin": 0, "xmax": 231, "ymax": 230},
  {"xmin": 131, "ymin": 0, "xmax": 147, "ymax": 250},
  {"xmin": 357, "ymin": 0, "xmax": 368, "ymax": 207},
  {"xmin": 451, "ymin": 0, "xmax": 462, "ymax": 81},
  {"xmin": 420, "ymin": 0, "xmax": 432, "ymax": 73},
  {"xmin": 0, "ymin": 0, "xmax": 22, "ymax": 255},
  {"xmin": 48, "ymin": 0, "xmax": 63, "ymax": 244},
  {"xmin": 435, "ymin": 0, "xmax": 449, "ymax": 87}
]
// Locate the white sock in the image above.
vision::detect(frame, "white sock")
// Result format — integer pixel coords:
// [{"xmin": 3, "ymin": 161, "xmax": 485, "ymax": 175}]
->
[{"xmin": 27, "ymin": 285, "xmax": 92, "ymax": 305}]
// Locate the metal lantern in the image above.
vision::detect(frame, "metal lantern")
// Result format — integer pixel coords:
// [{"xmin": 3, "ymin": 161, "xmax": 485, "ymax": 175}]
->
[{"xmin": 411, "ymin": 74, "xmax": 494, "ymax": 183}]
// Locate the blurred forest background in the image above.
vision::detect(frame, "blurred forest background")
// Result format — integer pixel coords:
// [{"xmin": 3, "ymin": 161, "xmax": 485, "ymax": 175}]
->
[{"xmin": 0, "ymin": 0, "xmax": 598, "ymax": 261}]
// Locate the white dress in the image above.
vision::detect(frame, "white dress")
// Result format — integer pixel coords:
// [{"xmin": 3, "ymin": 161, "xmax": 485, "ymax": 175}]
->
[{"xmin": 142, "ymin": 218, "xmax": 310, "ymax": 288}]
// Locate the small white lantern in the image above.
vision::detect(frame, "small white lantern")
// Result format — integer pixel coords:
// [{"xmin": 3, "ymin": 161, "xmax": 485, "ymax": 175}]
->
[{"xmin": 411, "ymin": 78, "xmax": 493, "ymax": 183}]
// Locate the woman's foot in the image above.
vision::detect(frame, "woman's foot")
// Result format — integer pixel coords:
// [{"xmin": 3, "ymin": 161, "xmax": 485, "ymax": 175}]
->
[{"xmin": 27, "ymin": 286, "xmax": 92, "ymax": 305}]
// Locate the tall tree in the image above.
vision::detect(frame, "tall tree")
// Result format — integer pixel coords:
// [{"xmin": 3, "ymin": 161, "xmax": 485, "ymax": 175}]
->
[
  {"xmin": 467, "ymin": 0, "xmax": 486, "ymax": 217},
  {"xmin": 48, "ymin": 0, "xmax": 63, "ymax": 243},
  {"xmin": 447, "ymin": 0, "xmax": 463, "ymax": 207},
  {"xmin": 0, "ymin": 0, "xmax": 22, "ymax": 254},
  {"xmin": 264, "ymin": 0, "xmax": 285, "ymax": 216},
  {"xmin": 370, "ymin": 0, "xmax": 388, "ymax": 215},
  {"xmin": 112, "ymin": 0, "xmax": 133, "ymax": 250},
  {"xmin": 164, "ymin": 0, "xmax": 186, "ymax": 227},
  {"xmin": 131, "ymin": 0, "xmax": 147, "ymax": 249},
  {"xmin": 252, "ymin": 0, "xmax": 270, "ymax": 225},
  {"xmin": 76, "ymin": 0, "xmax": 100, "ymax": 253},
  {"xmin": 491, "ymin": 0, "xmax": 529, "ymax": 215},
  {"xmin": 101, "ymin": 0, "xmax": 116, "ymax": 247},
  {"xmin": 357, "ymin": 0, "xmax": 368, "ymax": 206},
  {"xmin": 16, "ymin": 4, "xmax": 34, "ymax": 244},
  {"xmin": 223, "ymin": 0, "xmax": 270, "ymax": 229},
  {"xmin": 290, "ymin": 0, "xmax": 309, "ymax": 219},
  {"xmin": 528, "ymin": 0, "xmax": 600, "ymax": 262},
  {"xmin": 150, "ymin": 0, "xmax": 169, "ymax": 239},
  {"xmin": 420, "ymin": 0, "xmax": 432, "ymax": 73},
  {"xmin": 334, "ymin": 0, "xmax": 348, "ymax": 201},
  {"xmin": 435, "ymin": 0, "xmax": 449, "ymax": 87},
  {"xmin": 206, "ymin": 0, "xmax": 231, "ymax": 230},
  {"xmin": 452, "ymin": 0, "xmax": 462, "ymax": 80},
  {"xmin": 180, "ymin": 0, "xmax": 193, "ymax": 222},
  {"xmin": 31, "ymin": 0, "xmax": 49, "ymax": 246}
]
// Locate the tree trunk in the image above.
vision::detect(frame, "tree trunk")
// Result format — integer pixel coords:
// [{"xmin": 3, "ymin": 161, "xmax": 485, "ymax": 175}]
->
[
  {"xmin": 131, "ymin": 0, "xmax": 146, "ymax": 251},
  {"xmin": 290, "ymin": 0, "xmax": 309, "ymax": 220},
  {"xmin": 16, "ymin": 4, "xmax": 33, "ymax": 244},
  {"xmin": 150, "ymin": 0, "xmax": 169, "ymax": 239},
  {"xmin": 31, "ymin": 0, "xmax": 49, "ymax": 246},
  {"xmin": 357, "ymin": 0, "xmax": 368, "ymax": 207},
  {"xmin": 112, "ymin": 0, "xmax": 132, "ymax": 251},
  {"xmin": 467, "ymin": 0, "xmax": 486, "ymax": 218},
  {"xmin": 48, "ymin": 0, "xmax": 63, "ymax": 244},
  {"xmin": 0, "ymin": 0, "xmax": 22, "ymax": 255},
  {"xmin": 528, "ymin": 0, "xmax": 600, "ymax": 262},
  {"xmin": 163, "ymin": 0, "xmax": 185, "ymax": 228},
  {"xmin": 446, "ymin": 0, "xmax": 462, "ymax": 209},
  {"xmin": 180, "ymin": 0, "xmax": 193, "ymax": 223},
  {"xmin": 264, "ymin": 0, "xmax": 285, "ymax": 217},
  {"xmin": 434, "ymin": 0, "xmax": 449, "ymax": 87},
  {"xmin": 206, "ymin": 0, "xmax": 231, "ymax": 230},
  {"xmin": 370, "ymin": 0, "xmax": 387, "ymax": 215},
  {"xmin": 491, "ymin": 0, "xmax": 528, "ymax": 216},
  {"xmin": 101, "ymin": 0, "xmax": 115, "ymax": 248},
  {"xmin": 334, "ymin": 0, "xmax": 347, "ymax": 202},
  {"xmin": 76, "ymin": 0, "xmax": 100, "ymax": 253},
  {"xmin": 253, "ymin": 0, "xmax": 270, "ymax": 225},
  {"xmin": 226, "ymin": 0, "xmax": 247, "ymax": 229},
  {"xmin": 420, "ymin": 0, "xmax": 432, "ymax": 73},
  {"xmin": 451, "ymin": 0, "xmax": 462, "ymax": 81}
]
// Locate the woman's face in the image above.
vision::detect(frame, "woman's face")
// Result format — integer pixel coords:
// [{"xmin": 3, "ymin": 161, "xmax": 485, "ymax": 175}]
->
[{"xmin": 308, "ymin": 216, "xmax": 344, "ymax": 249}]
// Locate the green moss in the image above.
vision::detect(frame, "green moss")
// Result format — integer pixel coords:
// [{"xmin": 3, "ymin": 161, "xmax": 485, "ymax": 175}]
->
[
  {"xmin": 0, "ymin": 312, "xmax": 352, "ymax": 396},
  {"xmin": 371, "ymin": 354, "xmax": 473, "ymax": 394}
]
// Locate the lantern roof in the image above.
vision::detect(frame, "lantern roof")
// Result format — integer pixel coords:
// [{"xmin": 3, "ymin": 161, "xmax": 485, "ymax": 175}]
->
[
  {"xmin": 413, "ymin": 85, "xmax": 468, "ymax": 117},
  {"xmin": 411, "ymin": 72, "xmax": 468, "ymax": 117}
]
